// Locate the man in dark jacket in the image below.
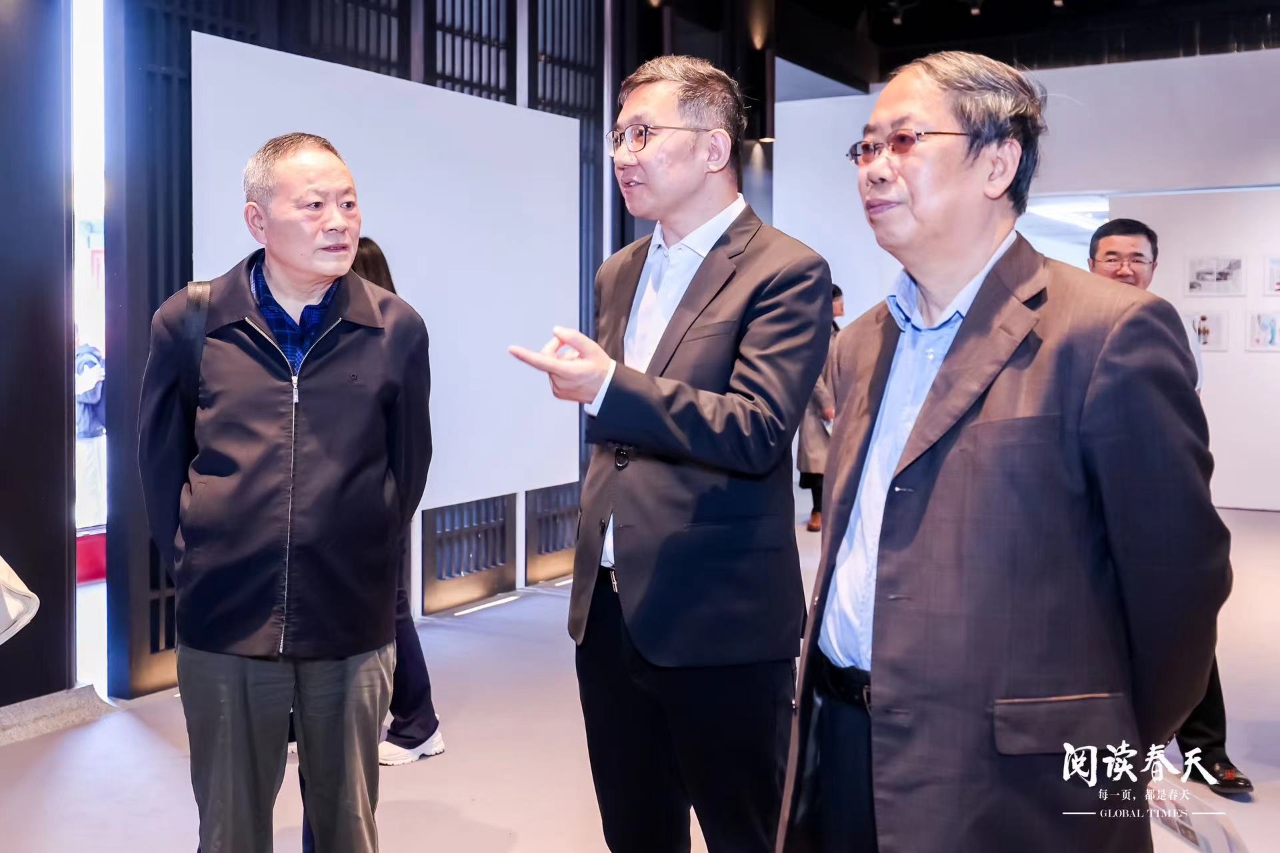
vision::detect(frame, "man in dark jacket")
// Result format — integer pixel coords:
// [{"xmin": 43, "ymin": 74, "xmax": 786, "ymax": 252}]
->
[{"xmin": 138, "ymin": 132, "xmax": 432, "ymax": 853}]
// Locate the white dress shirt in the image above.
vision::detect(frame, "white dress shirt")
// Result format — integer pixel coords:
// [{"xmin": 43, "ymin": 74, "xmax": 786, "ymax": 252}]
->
[
  {"xmin": 586, "ymin": 193, "xmax": 749, "ymax": 568},
  {"xmin": 818, "ymin": 230, "xmax": 1017, "ymax": 670}
]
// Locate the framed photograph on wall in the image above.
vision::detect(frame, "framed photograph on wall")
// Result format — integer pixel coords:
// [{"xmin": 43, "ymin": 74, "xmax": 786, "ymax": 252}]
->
[
  {"xmin": 1246, "ymin": 312, "xmax": 1280, "ymax": 352},
  {"xmin": 1265, "ymin": 256, "xmax": 1280, "ymax": 297},
  {"xmin": 1182, "ymin": 311, "xmax": 1229, "ymax": 352},
  {"xmin": 1185, "ymin": 257, "xmax": 1246, "ymax": 297}
]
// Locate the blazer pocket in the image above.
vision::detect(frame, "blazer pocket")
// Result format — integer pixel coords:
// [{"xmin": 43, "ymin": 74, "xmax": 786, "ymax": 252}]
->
[
  {"xmin": 683, "ymin": 514, "xmax": 793, "ymax": 551},
  {"xmin": 965, "ymin": 414, "xmax": 1063, "ymax": 447},
  {"xmin": 993, "ymin": 692, "xmax": 1130, "ymax": 756},
  {"xmin": 683, "ymin": 319, "xmax": 739, "ymax": 343}
]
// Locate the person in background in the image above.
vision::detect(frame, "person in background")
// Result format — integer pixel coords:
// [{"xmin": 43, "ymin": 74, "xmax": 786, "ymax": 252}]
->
[
  {"xmin": 338, "ymin": 237, "xmax": 445, "ymax": 766},
  {"xmin": 74, "ymin": 324, "xmax": 108, "ymax": 529},
  {"xmin": 138, "ymin": 133, "xmax": 432, "ymax": 853},
  {"xmin": 293, "ymin": 235, "xmax": 445, "ymax": 853},
  {"xmin": 797, "ymin": 284, "xmax": 844, "ymax": 532},
  {"xmin": 1088, "ymin": 219, "xmax": 1203, "ymax": 391},
  {"xmin": 1088, "ymin": 217, "xmax": 1252, "ymax": 798}
]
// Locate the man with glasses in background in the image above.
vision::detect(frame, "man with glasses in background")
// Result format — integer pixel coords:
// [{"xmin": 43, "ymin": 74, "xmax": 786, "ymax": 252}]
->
[
  {"xmin": 777, "ymin": 52, "xmax": 1230, "ymax": 853},
  {"xmin": 1089, "ymin": 219, "xmax": 1204, "ymax": 390},
  {"xmin": 511, "ymin": 55, "xmax": 831, "ymax": 853},
  {"xmin": 1088, "ymin": 218, "xmax": 1253, "ymax": 798}
]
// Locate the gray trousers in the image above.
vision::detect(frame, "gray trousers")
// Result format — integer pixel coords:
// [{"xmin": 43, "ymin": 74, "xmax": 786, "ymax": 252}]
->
[{"xmin": 176, "ymin": 643, "xmax": 395, "ymax": 853}]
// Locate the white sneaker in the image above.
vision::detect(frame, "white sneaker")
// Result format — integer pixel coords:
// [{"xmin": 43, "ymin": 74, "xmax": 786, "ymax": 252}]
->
[{"xmin": 378, "ymin": 728, "xmax": 445, "ymax": 766}]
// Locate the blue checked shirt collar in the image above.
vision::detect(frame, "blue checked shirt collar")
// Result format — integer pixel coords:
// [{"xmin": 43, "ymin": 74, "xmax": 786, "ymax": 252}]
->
[{"xmin": 250, "ymin": 263, "xmax": 339, "ymax": 373}]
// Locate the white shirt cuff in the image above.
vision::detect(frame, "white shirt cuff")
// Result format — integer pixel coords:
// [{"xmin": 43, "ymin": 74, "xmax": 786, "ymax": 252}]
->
[{"xmin": 584, "ymin": 359, "xmax": 618, "ymax": 417}]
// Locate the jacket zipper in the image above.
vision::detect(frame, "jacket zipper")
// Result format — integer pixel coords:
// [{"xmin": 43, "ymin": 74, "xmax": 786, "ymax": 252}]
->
[{"xmin": 246, "ymin": 317, "xmax": 342, "ymax": 655}]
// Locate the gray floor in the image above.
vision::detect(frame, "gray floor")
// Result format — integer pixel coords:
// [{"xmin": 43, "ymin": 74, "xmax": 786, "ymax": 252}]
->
[
  {"xmin": 75, "ymin": 580, "xmax": 106, "ymax": 694},
  {"xmin": 7, "ymin": 509, "xmax": 1278, "ymax": 852}
]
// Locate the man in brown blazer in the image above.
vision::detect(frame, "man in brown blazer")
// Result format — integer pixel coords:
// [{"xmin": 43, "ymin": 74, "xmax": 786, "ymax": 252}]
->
[
  {"xmin": 777, "ymin": 51, "xmax": 1232, "ymax": 853},
  {"xmin": 512, "ymin": 57, "xmax": 831, "ymax": 853}
]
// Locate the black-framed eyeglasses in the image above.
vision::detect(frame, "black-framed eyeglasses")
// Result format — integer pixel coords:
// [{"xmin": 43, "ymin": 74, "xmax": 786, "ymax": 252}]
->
[
  {"xmin": 1093, "ymin": 257, "xmax": 1153, "ymax": 270},
  {"xmin": 847, "ymin": 129, "xmax": 970, "ymax": 166},
  {"xmin": 607, "ymin": 123, "xmax": 714, "ymax": 157}
]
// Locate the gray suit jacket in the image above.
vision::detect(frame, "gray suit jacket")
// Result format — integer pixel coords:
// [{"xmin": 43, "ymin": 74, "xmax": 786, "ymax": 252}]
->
[
  {"xmin": 568, "ymin": 207, "xmax": 833, "ymax": 667},
  {"xmin": 778, "ymin": 236, "xmax": 1231, "ymax": 853}
]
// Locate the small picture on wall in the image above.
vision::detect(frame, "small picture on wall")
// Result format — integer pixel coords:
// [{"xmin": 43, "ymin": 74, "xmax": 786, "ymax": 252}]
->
[
  {"xmin": 1266, "ymin": 257, "xmax": 1280, "ymax": 296},
  {"xmin": 1182, "ymin": 311, "xmax": 1229, "ymax": 352},
  {"xmin": 1186, "ymin": 257, "xmax": 1246, "ymax": 297},
  {"xmin": 1247, "ymin": 312, "xmax": 1280, "ymax": 352}
]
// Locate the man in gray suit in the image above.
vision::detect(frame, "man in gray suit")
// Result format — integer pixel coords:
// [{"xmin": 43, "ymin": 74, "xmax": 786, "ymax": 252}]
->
[
  {"xmin": 512, "ymin": 55, "xmax": 831, "ymax": 853},
  {"xmin": 777, "ymin": 51, "xmax": 1231, "ymax": 853}
]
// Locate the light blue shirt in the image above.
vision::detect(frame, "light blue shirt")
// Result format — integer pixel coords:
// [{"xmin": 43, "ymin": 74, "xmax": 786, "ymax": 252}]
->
[
  {"xmin": 586, "ymin": 193, "xmax": 749, "ymax": 567},
  {"xmin": 817, "ymin": 230, "xmax": 1017, "ymax": 671}
]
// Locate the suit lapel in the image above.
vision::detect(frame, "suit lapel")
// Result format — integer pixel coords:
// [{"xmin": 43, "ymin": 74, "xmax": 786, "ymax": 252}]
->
[
  {"xmin": 602, "ymin": 239, "xmax": 651, "ymax": 362},
  {"xmin": 892, "ymin": 237, "xmax": 1047, "ymax": 478},
  {"xmin": 645, "ymin": 252, "xmax": 737, "ymax": 377},
  {"xmin": 645, "ymin": 208, "xmax": 763, "ymax": 378}
]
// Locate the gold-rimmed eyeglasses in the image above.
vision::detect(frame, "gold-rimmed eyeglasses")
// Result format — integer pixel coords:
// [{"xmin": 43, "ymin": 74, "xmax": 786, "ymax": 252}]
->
[{"xmin": 847, "ymin": 129, "xmax": 970, "ymax": 166}]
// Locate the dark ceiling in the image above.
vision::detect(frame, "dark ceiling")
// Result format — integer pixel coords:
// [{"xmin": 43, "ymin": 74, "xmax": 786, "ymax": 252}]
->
[{"xmin": 782, "ymin": 0, "xmax": 1280, "ymax": 82}]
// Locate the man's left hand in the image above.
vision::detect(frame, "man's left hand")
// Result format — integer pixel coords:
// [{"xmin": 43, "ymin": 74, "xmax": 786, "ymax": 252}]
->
[{"xmin": 509, "ymin": 326, "xmax": 612, "ymax": 404}]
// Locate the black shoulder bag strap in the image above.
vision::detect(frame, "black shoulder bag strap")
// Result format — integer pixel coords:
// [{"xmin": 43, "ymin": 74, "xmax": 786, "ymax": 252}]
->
[{"xmin": 183, "ymin": 281, "xmax": 212, "ymax": 413}]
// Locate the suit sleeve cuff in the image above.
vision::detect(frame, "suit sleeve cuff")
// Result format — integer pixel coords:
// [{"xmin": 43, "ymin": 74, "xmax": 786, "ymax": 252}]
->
[{"xmin": 584, "ymin": 358, "xmax": 618, "ymax": 417}]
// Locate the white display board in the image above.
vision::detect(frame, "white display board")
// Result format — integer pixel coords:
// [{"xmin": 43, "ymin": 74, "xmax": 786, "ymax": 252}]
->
[
  {"xmin": 774, "ymin": 93, "xmax": 895, "ymax": 318},
  {"xmin": 191, "ymin": 33, "xmax": 581, "ymax": 515}
]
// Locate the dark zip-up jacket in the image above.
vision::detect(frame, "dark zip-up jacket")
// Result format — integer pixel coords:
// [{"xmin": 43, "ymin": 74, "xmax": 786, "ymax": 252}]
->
[{"xmin": 138, "ymin": 251, "xmax": 432, "ymax": 659}]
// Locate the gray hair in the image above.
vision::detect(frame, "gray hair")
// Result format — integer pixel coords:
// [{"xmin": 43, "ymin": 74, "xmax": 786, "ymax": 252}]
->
[
  {"xmin": 619, "ymin": 55, "xmax": 748, "ymax": 177},
  {"xmin": 891, "ymin": 51, "xmax": 1047, "ymax": 215},
  {"xmin": 243, "ymin": 132, "xmax": 345, "ymax": 206}
]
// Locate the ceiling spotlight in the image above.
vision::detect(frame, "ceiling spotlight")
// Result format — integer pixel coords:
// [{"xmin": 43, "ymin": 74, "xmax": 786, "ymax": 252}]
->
[
  {"xmin": 970, "ymin": 2, "xmax": 981, "ymax": 15},
  {"xmin": 1054, "ymin": 0, "xmax": 1064, "ymax": 6}
]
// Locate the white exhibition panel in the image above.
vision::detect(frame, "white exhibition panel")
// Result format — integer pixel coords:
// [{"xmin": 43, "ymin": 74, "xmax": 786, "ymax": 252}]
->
[
  {"xmin": 1111, "ymin": 190, "xmax": 1280, "ymax": 513},
  {"xmin": 774, "ymin": 94, "xmax": 893, "ymax": 318},
  {"xmin": 190, "ymin": 33, "xmax": 581, "ymax": 515},
  {"xmin": 1030, "ymin": 50, "xmax": 1280, "ymax": 196}
]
